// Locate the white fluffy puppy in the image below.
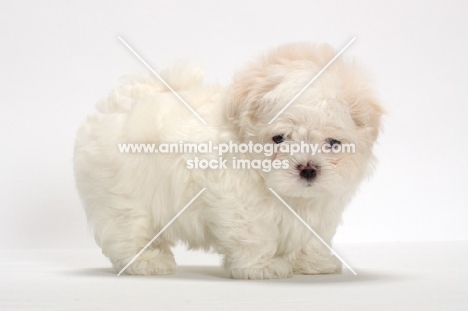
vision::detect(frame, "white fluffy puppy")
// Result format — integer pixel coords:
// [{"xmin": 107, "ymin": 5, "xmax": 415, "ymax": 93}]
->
[{"xmin": 74, "ymin": 43, "xmax": 383, "ymax": 279}]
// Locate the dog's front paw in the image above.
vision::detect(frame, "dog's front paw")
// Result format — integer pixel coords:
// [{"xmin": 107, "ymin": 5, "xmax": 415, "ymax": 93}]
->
[
  {"xmin": 113, "ymin": 250, "xmax": 177, "ymax": 276},
  {"xmin": 292, "ymin": 253, "xmax": 342, "ymax": 275},
  {"xmin": 229, "ymin": 259, "xmax": 293, "ymax": 280}
]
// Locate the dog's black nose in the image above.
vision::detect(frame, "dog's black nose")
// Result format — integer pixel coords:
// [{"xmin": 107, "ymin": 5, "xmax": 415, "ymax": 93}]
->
[{"xmin": 299, "ymin": 167, "xmax": 317, "ymax": 181}]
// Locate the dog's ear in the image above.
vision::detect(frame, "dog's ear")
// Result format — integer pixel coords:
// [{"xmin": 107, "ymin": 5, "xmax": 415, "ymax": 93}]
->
[
  {"xmin": 349, "ymin": 95, "xmax": 385, "ymax": 142},
  {"xmin": 228, "ymin": 64, "xmax": 282, "ymax": 135},
  {"xmin": 228, "ymin": 43, "xmax": 336, "ymax": 135}
]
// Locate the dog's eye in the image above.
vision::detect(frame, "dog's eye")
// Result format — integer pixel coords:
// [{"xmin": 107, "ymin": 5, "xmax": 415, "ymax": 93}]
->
[
  {"xmin": 326, "ymin": 138, "xmax": 341, "ymax": 146},
  {"xmin": 272, "ymin": 135, "xmax": 284, "ymax": 144}
]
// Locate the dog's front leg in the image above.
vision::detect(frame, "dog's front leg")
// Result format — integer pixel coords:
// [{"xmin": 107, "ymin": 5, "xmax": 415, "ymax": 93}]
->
[
  {"xmin": 209, "ymin": 219, "xmax": 293, "ymax": 280},
  {"xmin": 290, "ymin": 239, "xmax": 343, "ymax": 275}
]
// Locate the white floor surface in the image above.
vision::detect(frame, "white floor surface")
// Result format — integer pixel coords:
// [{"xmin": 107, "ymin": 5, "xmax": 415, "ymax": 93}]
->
[{"xmin": 1, "ymin": 242, "xmax": 467, "ymax": 310}]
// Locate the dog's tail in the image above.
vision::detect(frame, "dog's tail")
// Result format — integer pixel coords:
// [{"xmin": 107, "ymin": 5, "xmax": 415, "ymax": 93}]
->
[{"xmin": 96, "ymin": 62, "xmax": 205, "ymax": 113}]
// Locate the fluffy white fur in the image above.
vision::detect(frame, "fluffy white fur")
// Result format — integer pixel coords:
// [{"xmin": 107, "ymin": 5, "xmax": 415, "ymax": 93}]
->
[{"xmin": 74, "ymin": 43, "xmax": 384, "ymax": 279}]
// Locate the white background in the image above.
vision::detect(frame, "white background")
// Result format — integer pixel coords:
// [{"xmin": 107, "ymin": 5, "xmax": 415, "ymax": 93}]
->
[{"xmin": 1, "ymin": 0, "xmax": 467, "ymax": 250}]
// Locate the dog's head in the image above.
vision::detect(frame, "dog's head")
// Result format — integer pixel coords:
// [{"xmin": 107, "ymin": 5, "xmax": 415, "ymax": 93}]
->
[{"xmin": 228, "ymin": 43, "xmax": 384, "ymax": 198}]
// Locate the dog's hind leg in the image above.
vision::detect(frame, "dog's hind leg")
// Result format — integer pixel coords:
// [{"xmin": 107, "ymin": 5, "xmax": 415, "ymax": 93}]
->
[{"xmin": 97, "ymin": 213, "xmax": 176, "ymax": 276}]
